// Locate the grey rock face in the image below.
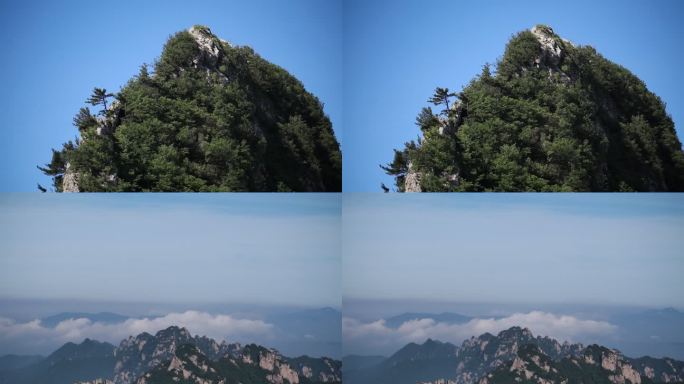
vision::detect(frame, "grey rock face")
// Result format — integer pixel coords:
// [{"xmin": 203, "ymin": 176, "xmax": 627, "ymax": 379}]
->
[
  {"xmin": 404, "ymin": 162, "xmax": 423, "ymax": 192},
  {"xmin": 61, "ymin": 162, "xmax": 80, "ymax": 192},
  {"xmin": 530, "ymin": 25, "xmax": 564, "ymax": 67},
  {"xmin": 188, "ymin": 25, "xmax": 225, "ymax": 69}
]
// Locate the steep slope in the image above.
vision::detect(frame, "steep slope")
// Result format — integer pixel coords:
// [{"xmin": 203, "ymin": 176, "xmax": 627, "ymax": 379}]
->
[
  {"xmin": 40, "ymin": 25, "xmax": 341, "ymax": 192},
  {"xmin": 384, "ymin": 25, "xmax": 684, "ymax": 191}
]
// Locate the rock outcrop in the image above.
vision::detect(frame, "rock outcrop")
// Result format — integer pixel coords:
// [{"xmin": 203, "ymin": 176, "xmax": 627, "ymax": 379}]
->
[
  {"xmin": 530, "ymin": 25, "xmax": 564, "ymax": 68},
  {"xmin": 61, "ymin": 162, "xmax": 80, "ymax": 192},
  {"xmin": 187, "ymin": 25, "xmax": 225, "ymax": 68}
]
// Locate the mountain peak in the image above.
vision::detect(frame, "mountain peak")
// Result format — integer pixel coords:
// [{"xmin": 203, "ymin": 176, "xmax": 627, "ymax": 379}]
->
[
  {"xmin": 187, "ymin": 25, "xmax": 226, "ymax": 68},
  {"xmin": 497, "ymin": 326, "xmax": 533, "ymax": 340},
  {"xmin": 530, "ymin": 24, "xmax": 558, "ymax": 38},
  {"xmin": 529, "ymin": 24, "xmax": 565, "ymax": 68},
  {"xmin": 42, "ymin": 25, "xmax": 342, "ymax": 192},
  {"xmin": 155, "ymin": 325, "xmax": 191, "ymax": 339}
]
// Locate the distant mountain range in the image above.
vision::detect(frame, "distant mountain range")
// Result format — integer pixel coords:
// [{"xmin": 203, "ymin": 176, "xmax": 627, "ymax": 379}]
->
[
  {"xmin": 343, "ymin": 326, "xmax": 684, "ymax": 384},
  {"xmin": 0, "ymin": 326, "xmax": 341, "ymax": 384}
]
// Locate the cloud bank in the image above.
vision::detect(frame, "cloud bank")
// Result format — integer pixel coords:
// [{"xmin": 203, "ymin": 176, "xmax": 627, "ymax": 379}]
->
[
  {"xmin": 343, "ymin": 311, "xmax": 616, "ymax": 355},
  {"xmin": 0, "ymin": 311, "xmax": 273, "ymax": 355}
]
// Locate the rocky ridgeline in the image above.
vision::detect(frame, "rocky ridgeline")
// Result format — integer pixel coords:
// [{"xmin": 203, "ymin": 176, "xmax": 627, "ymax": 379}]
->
[
  {"xmin": 447, "ymin": 326, "xmax": 583, "ymax": 384},
  {"xmin": 77, "ymin": 326, "xmax": 340, "ymax": 384},
  {"xmin": 418, "ymin": 327, "xmax": 684, "ymax": 384},
  {"xmin": 479, "ymin": 343, "xmax": 642, "ymax": 384}
]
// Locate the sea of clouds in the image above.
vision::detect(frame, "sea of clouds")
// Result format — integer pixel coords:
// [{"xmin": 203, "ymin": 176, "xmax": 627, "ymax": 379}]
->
[
  {"xmin": 343, "ymin": 311, "xmax": 616, "ymax": 356},
  {"xmin": 0, "ymin": 310, "xmax": 273, "ymax": 355}
]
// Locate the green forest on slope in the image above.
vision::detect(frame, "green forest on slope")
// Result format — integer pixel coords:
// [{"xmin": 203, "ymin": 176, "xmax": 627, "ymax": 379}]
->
[
  {"xmin": 40, "ymin": 26, "xmax": 341, "ymax": 192},
  {"xmin": 383, "ymin": 25, "xmax": 684, "ymax": 192}
]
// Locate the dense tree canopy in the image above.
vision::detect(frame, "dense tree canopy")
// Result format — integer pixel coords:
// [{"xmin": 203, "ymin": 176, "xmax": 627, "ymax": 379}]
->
[
  {"xmin": 384, "ymin": 25, "xmax": 684, "ymax": 191},
  {"xmin": 40, "ymin": 26, "xmax": 341, "ymax": 191}
]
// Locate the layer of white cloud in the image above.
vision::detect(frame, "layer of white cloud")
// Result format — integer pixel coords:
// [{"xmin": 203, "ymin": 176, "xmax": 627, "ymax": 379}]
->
[
  {"xmin": 0, "ymin": 311, "xmax": 273, "ymax": 355},
  {"xmin": 343, "ymin": 311, "xmax": 616, "ymax": 355}
]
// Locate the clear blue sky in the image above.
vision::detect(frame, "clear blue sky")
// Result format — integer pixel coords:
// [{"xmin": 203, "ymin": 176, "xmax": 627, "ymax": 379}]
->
[
  {"xmin": 343, "ymin": 0, "xmax": 684, "ymax": 191},
  {"xmin": 0, "ymin": 0, "xmax": 342, "ymax": 191},
  {"xmin": 342, "ymin": 193, "xmax": 684, "ymax": 307},
  {"xmin": 0, "ymin": 194, "xmax": 341, "ymax": 307}
]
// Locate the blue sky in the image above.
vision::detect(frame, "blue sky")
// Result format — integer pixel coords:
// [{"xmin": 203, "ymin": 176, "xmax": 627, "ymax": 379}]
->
[
  {"xmin": 0, "ymin": 0, "xmax": 342, "ymax": 191},
  {"xmin": 0, "ymin": 194, "xmax": 341, "ymax": 307},
  {"xmin": 343, "ymin": 0, "xmax": 684, "ymax": 191},
  {"xmin": 342, "ymin": 194, "xmax": 684, "ymax": 307}
]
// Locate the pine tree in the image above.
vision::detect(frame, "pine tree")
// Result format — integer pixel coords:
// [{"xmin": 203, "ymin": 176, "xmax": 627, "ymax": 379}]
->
[
  {"xmin": 86, "ymin": 87, "xmax": 114, "ymax": 115},
  {"xmin": 72, "ymin": 107, "xmax": 97, "ymax": 130},
  {"xmin": 427, "ymin": 87, "xmax": 457, "ymax": 116}
]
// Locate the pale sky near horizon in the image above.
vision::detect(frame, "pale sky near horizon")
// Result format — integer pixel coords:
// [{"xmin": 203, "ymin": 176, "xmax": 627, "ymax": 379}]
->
[
  {"xmin": 0, "ymin": 194, "xmax": 341, "ymax": 307},
  {"xmin": 343, "ymin": 194, "xmax": 684, "ymax": 308}
]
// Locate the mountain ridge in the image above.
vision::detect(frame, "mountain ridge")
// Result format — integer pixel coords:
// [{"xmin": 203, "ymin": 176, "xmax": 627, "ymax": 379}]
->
[
  {"xmin": 343, "ymin": 326, "xmax": 684, "ymax": 384},
  {"xmin": 0, "ymin": 325, "xmax": 341, "ymax": 384}
]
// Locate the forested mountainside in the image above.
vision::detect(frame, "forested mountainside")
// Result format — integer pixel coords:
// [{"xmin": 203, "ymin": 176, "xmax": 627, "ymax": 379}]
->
[
  {"xmin": 384, "ymin": 25, "xmax": 684, "ymax": 192},
  {"xmin": 40, "ymin": 25, "xmax": 341, "ymax": 192}
]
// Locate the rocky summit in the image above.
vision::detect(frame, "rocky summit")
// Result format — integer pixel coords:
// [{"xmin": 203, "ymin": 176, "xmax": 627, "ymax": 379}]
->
[
  {"xmin": 479, "ymin": 343, "xmax": 646, "ymax": 384},
  {"xmin": 384, "ymin": 25, "xmax": 684, "ymax": 192},
  {"xmin": 344, "ymin": 326, "xmax": 684, "ymax": 384},
  {"xmin": 1, "ymin": 325, "xmax": 341, "ymax": 384},
  {"xmin": 40, "ymin": 25, "xmax": 341, "ymax": 192}
]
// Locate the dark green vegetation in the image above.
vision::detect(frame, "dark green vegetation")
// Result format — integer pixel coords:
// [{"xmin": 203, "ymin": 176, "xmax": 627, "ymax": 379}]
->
[
  {"xmin": 384, "ymin": 25, "xmax": 684, "ymax": 191},
  {"xmin": 40, "ymin": 25, "xmax": 341, "ymax": 191}
]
